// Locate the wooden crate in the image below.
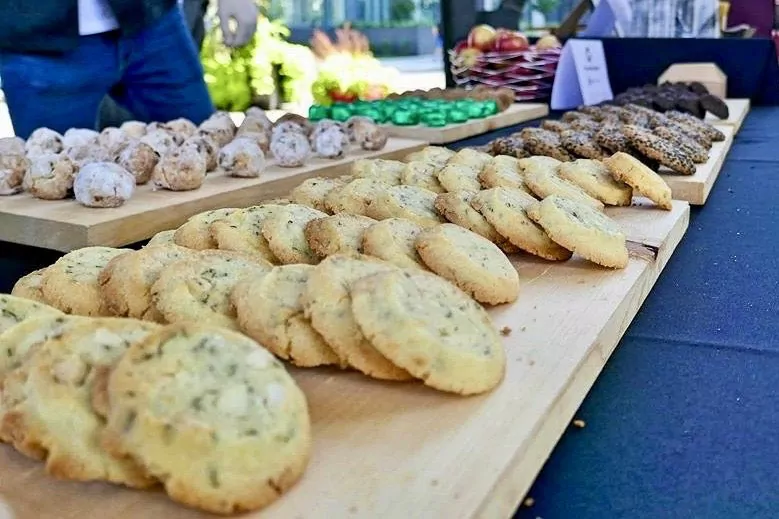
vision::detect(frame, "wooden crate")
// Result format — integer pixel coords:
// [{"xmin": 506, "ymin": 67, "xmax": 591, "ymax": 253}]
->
[
  {"xmin": 0, "ymin": 199, "xmax": 690, "ymax": 519},
  {"xmin": 383, "ymin": 103, "xmax": 549, "ymax": 144},
  {"xmin": 661, "ymin": 125, "xmax": 734, "ymax": 205},
  {"xmin": 0, "ymin": 139, "xmax": 426, "ymax": 252}
]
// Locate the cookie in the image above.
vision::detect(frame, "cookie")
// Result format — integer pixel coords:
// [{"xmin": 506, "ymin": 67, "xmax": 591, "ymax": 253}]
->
[
  {"xmin": 174, "ymin": 208, "xmax": 240, "ymax": 250},
  {"xmin": 101, "ymin": 323, "xmax": 311, "ymax": 515},
  {"xmin": 559, "ymin": 130, "xmax": 609, "ymax": 160},
  {"xmin": 74, "ymin": 163, "xmax": 135, "ymax": 208},
  {"xmin": 561, "ymin": 112, "xmax": 593, "ymax": 123},
  {"xmin": 403, "ymin": 146, "xmax": 455, "ymax": 168},
  {"xmin": 367, "ymin": 185, "xmax": 445, "ymax": 228},
  {"xmin": 557, "ymin": 159, "xmax": 633, "ymax": 206},
  {"xmin": 261, "ymin": 204, "xmax": 328, "ymax": 264},
  {"xmin": 0, "ymin": 293, "xmax": 63, "ymax": 334},
  {"xmin": 595, "ymin": 125, "xmax": 632, "ymax": 153},
  {"xmin": 350, "ymin": 158, "xmax": 404, "ymax": 186},
  {"xmin": 210, "ymin": 204, "xmax": 288, "ymax": 263},
  {"xmin": 446, "ymin": 148, "xmax": 492, "ymax": 171},
  {"xmin": 665, "ymin": 110, "xmax": 725, "ymax": 142},
  {"xmin": 484, "ymin": 136, "xmax": 530, "ymax": 158},
  {"xmin": 117, "ymin": 142, "xmax": 158, "ymax": 184},
  {"xmin": 25, "ymin": 128, "xmax": 63, "ymax": 156},
  {"xmin": 617, "ymin": 108, "xmax": 650, "ymax": 127},
  {"xmin": 271, "ymin": 131, "xmax": 311, "ymax": 167},
  {"xmin": 699, "ymin": 94, "xmax": 729, "ymax": 120},
  {"xmin": 478, "ymin": 155, "xmax": 533, "ymax": 194},
  {"xmin": 145, "ymin": 229, "xmax": 177, "ymax": 247},
  {"xmin": 603, "ymin": 152, "xmax": 672, "ymax": 210},
  {"xmin": 218, "ymin": 137, "xmax": 266, "ymax": 178},
  {"xmin": 434, "ymin": 191, "xmax": 518, "ymax": 253},
  {"xmin": 302, "ymin": 255, "xmax": 411, "ymax": 380},
  {"xmin": 98, "ymin": 244, "xmax": 195, "ymax": 322},
  {"xmin": 520, "ymin": 128, "xmax": 575, "ymax": 161},
  {"xmin": 400, "ymin": 161, "xmax": 445, "ymax": 193},
  {"xmin": 663, "ymin": 119, "xmax": 713, "ymax": 148},
  {"xmin": 526, "ymin": 195, "xmax": 628, "ymax": 268},
  {"xmin": 517, "ymin": 155, "xmax": 562, "ymax": 173},
  {"xmin": 10, "ymin": 269, "xmax": 49, "ymax": 303},
  {"xmin": 622, "ymin": 124, "xmax": 696, "ymax": 175},
  {"xmin": 150, "ymin": 251, "xmax": 272, "ymax": 329},
  {"xmin": 289, "ymin": 176, "xmax": 349, "ymax": 213},
  {"xmin": 40, "ymin": 247, "xmax": 130, "ymax": 316},
  {"xmin": 311, "ymin": 125, "xmax": 349, "ymax": 159},
  {"xmin": 437, "ymin": 163, "xmax": 482, "ymax": 193},
  {"xmin": 350, "ymin": 269, "xmax": 505, "ymax": 395},
  {"xmin": 233, "ymin": 265, "xmax": 340, "ymax": 367},
  {"xmin": 23, "ymin": 153, "xmax": 76, "ymax": 200},
  {"xmin": 304, "ymin": 214, "xmax": 376, "ymax": 258},
  {"xmin": 522, "ymin": 159, "xmax": 605, "ymax": 210},
  {"xmin": 652, "ymin": 126, "xmax": 709, "ymax": 163},
  {"xmin": 151, "ymin": 145, "xmax": 207, "ymax": 191},
  {"xmin": 3, "ymin": 318, "xmax": 159, "ymax": 486},
  {"xmin": 415, "ymin": 223, "xmax": 519, "ymax": 305},
  {"xmin": 324, "ymin": 178, "xmax": 388, "ymax": 216},
  {"xmin": 471, "ymin": 187, "xmax": 572, "ymax": 261},
  {"xmin": 361, "ymin": 218, "xmax": 428, "ymax": 270},
  {"xmin": 540, "ymin": 119, "xmax": 570, "ymax": 133}
]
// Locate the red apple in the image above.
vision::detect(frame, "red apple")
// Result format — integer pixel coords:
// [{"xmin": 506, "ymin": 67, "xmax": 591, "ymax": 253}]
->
[
  {"xmin": 467, "ymin": 24, "xmax": 497, "ymax": 51},
  {"xmin": 453, "ymin": 40, "xmax": 469, "ymax": 54},
  {"xmin": 494, "ymin": 31, "xmax": 530, "ymax": 52},
  {"xmin": 458, "ymin": 47, "xmax": 483, "ymax": 68},
  {"xmin": 536, "ymin": 34, "xmax": 562, "ymax": 50}
]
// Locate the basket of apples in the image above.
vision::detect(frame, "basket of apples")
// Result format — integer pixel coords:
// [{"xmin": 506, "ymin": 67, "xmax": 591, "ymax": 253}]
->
[{"xmin": 449, "ymin": 24, "xmax": 562, "ymax": 102}]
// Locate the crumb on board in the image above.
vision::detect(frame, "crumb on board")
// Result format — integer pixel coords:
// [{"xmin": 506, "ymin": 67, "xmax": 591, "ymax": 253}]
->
[
  {"xmin": 500, "ymin": 326, "xmax": 512, "ymax": 336},
  {"xmin": 572, "ymin": 419, "xmax": 586, "ymax": 428},
  {"xmin": 523, "ymin": 497, "xmax": 535, "ymax": 507},
  {"xmin": 521, "ymin": 326, "xmax": 527, "ymax": 332}
]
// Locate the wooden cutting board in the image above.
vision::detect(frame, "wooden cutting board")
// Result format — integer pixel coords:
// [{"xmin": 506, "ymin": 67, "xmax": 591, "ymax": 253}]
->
[
  {"xmin": 661, "ymin": 125, "xmax": 734, "ymax": 205},
  {"xmin": 704, "ymin": 98, "xmax": 750, "ymax": 133},
  {"xmin": 0, "ymin": 138, "xmax": 426, "ymax": 252},
  {"xmin": 383, "ymin": 103, "xmax": 549, "ymax": 144},
  {"xmin": 0, "ymin": 199, "xmax": 690, "ymax": 519}
]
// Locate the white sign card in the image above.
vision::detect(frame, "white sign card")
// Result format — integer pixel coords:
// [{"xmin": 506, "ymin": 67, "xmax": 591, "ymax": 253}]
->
[{"xmin": 550, "ymin": 39, "xmax": 614, "ymax": 110}]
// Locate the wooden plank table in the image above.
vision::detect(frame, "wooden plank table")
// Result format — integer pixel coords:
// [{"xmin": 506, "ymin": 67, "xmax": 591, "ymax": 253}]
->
[
  {"xmin": 661, "ymin": 125, "xmax": 734, "ymax": 205},
  {"xmin": 0, "ymin": 198, "xmax": 690, "ymax": 519},
  {"xmin": 383, "ymin": 103, "xmax": 549, "ymax": 144},
  {"xmin": 704, "ymin": 98, "xmax": 750, "ymax": 133},
  {"xmin": 0, "ymin": 139, "xmax": 426, "ymax": 252}
]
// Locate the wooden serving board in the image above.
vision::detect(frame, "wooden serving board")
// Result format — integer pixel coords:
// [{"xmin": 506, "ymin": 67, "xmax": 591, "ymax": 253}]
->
[
  {"xmin": 383, "ymin": 103, "xmax": 549, "ymax": 144},
  {"xmin": 0, "ymin": 139, "xmax": 426, "ymax": 252},
  {"xmin": 704, "ymin": 98, "xmax": 750, "ymax": 132},
  {"xmin": 661, "ymin": 125, "xmax": 734, "ymax": 205},
  {"xmin": 0, "ymin": 199, "xmax": 690, "ymax": 519}
]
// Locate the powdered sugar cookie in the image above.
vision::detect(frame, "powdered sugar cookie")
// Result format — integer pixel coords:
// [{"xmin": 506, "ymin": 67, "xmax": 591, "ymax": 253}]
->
[
  {"xmin": 74, "ymin": 162, "xmax": 135, "ymax": 208},
  {"xmin": 219, "ymin": 137, "xmax": 266, "ymax": 178},
  {"xmin": 23, "ymin": 153, "xmax": 76, "ymax": 200},
  {"xmin": 151, "ymin": 145, "xmax": 207, "ymax": 191}
]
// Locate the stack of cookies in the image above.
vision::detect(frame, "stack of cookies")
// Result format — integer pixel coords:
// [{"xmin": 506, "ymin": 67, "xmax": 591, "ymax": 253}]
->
[
  {"xmin": 611, "ymin": 82, "xmax": 730, "ymax": 120},
  {"xmin": 482, "ymin": 103, "xmax": 725, "ymax": 177},
  {"xmin": 0, "ymin": 294, "xmax": 310, "ymax": 515}
]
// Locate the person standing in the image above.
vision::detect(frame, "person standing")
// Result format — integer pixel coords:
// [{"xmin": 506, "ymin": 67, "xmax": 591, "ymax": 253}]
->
[{"xmin": 0, "ymin": 0, "xmax": 256, "ymax": 139}]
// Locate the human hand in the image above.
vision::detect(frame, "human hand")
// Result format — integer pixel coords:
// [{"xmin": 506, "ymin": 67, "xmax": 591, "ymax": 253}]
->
[{"xmin": 218, "ymin": 0, "xmax": 259, "ymax": 47}]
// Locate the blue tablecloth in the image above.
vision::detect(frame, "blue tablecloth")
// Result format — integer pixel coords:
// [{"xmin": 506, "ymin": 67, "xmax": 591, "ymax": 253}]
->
[{"xmin": 1, "ymin": 110, "xmax": 778, "ymax": 518}]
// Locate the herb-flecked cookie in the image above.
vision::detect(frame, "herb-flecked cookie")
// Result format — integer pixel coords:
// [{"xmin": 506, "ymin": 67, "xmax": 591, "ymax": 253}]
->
[
  {"xmin": 350, "ymin": 158, "xmax": 404, "ymax": 185},
  {"xmin": 3, "ymin": 318, "xmax": 159, "ymax": 486},
  {"xmin": 98, "ymin": 244, "xmax": 196, "ymax": 322},
  {"xmin": 0, "ymin": 293, "xmax": 62, "ymax": 334},
  {"xmin": 324, "ymin": 177, "xmax": 388, "ymax": 216},
  {"xmin": 233, "ymin": 265, "xmax": 340, "ymax": 367},
  {"xmin": 351, "ymin": 269, "xmax": 506, "ymax": 395},
  {"xmin": 446, "ymin": 148, "xmax": 492, "ymax": 171},
  {"xmin": 665, "ymin": 110, "xmax": 725, "ymax": 142},
  {"xmin": 400, "ymin": 161, "xmax": 445, "ymax": 193},
  {"xmin": 174, "ymin": 208, "xmax": 240, "ymax": 250},
  {"xmin": 145, "ymin": 229, "xmax": 177, "ymax": 247},
  {"xmin": 302, "ymin": 255, "xmax": 411, "ymax": 380},
  {"xmin": 304, "ymin": 213, "xmax": 376, "ymax": 258},
  {"xmin": 415, "ymin": 223, "xmax": 519, "ymax": 305},
  {"xmin": 101, "ymin": 323, "xmax": 311, "ymax": 515},
  {"xmin": 403, "ymin": 146, "xmax": 455, "ymax": 168},
  {"xmin": 557, "ymin": 159, "xmax": 633, "ymax": 206},
  {"xmin": 603, "ymin": 152, "xmax": 672, "ymax": 210},
  {"xmin": 526, "ymin": 195, "xmax": 629, "ymax": 268},
  {"xmin": 478, "ymin": 155, "xmax": 533, "ymax": 194},
  {"xmin": 652, "ymin": 126, "xmax": 708, "ymax": 163},
  {"xmin": 471, "ymin": 187, "xmax": 572, "ymax": 261},
  {"xmin": 366, "ymin": 185, "xmax": 445, "ymax": 228},
  {"xmin": 436, "ymin": 163, "xmax": 482, "ymax": 193},
  {"xmin": 523, "ymin": 160, "xmax": 605, "ymax": 210},
  {"xmin": 288, "ymin": 176, "xmax": 350, "ymax": 213},
  {"xmin": 10, "ymin": 268, "xmax": 49, "ymax": 303},
  {"xmin": 361, "ymin": 218, "xmax": 428, "ymax": 270},
  {"xmin": 622, "ymin": 125, "xmax": 696, "ymax": 175},
  {"xmin": 150, "ymin": 251, "xmax": 272, "ymax": 329},
  {"xmin": 559, "ymin": 130, "xmax": 609, "ymax": 160},
  {"xmin": 40, "ymin": 247, "xmax": 131, "ymax": 316},
  {"xmin": 434, "ymin": 191, "xmax": 518, "ymax": 254},
  {"xmin": 260, "ymin": 204, "xmax": 328, "ymax": 264},
  {"xmin": 210, "ymin": 204, "xmax": 288, "ymax": 263}
]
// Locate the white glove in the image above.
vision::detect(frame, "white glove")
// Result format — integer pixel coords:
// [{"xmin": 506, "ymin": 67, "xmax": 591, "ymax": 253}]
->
[{"xmin": 218, "ymin": 0, "xmax": 259, "ymax": 47}]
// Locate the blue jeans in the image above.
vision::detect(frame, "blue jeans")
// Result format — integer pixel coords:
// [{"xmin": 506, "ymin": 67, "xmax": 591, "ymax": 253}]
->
[{"xmin": 0, "ymin": 7, "xmax": 214, "ymax": 139}]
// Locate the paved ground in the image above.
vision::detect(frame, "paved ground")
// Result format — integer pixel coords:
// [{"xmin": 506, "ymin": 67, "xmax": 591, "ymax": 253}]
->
[{"xmin": 0, "ymin": 54, "xmax": 446, "ymax": 138}]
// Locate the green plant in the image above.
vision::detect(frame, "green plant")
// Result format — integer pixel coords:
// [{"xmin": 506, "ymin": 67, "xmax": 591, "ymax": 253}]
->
[
  {"xmin": 390, "ymin": 0, "xmax": 416, "ymax": 23},
  {"xmin": 533, "ymin": 0, "xmax": 560, "ymax": 16}
]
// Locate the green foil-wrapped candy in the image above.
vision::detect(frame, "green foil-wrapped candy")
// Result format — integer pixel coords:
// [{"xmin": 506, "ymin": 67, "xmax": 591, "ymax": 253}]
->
[
  {"xmin": 308, "ymin": 105, "xmax": 330, "ymax": 122},
  {"xmin": 421, "ymin": 112, "xmax": 448, "ymax": 127},
  {"xmin": 467, "ymin": 102, "xmax": 487, "ymax": 119},
  {"xmin": 330, "ymin": 105, "xmax": 353, "ymax": 122},
  {"xmin": 362, "ymin": 108, "xmax": 385, "ymax": 123},
  {"xmin": 391, "ymin": 109, "xmax": 419, "ymax": 126},
  {"xmin": 447, "ymin": 109, "xmax": 469, "ymax": 124},
  {"xmin": 482, "ymin": 99, "xmax": 499, "ymax": 116}
]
